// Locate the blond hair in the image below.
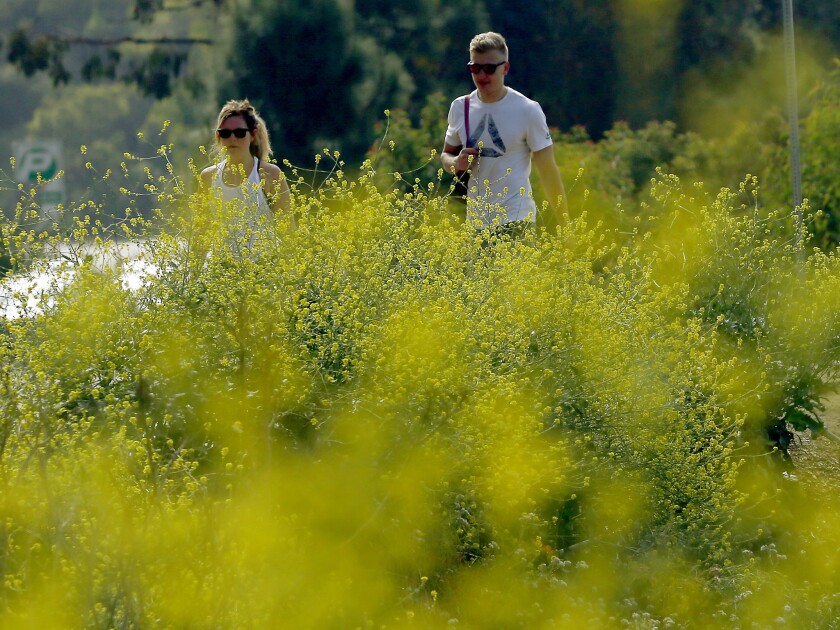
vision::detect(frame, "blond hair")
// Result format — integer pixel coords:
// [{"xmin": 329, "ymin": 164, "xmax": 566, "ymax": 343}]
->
[
  {"xmin": 469, "ymin": 32, "xmax": 508, "ymax": 59},
  {"xmin": 213, "ymin": 99, "xmax": 273, "ymax": 162}
]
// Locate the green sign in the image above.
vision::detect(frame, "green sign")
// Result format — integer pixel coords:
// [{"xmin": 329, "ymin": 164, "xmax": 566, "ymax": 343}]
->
[
  {"xmin": 12, "ymin": 140, "xmax": 66, "ymax": 213},
  {"xmin": 15, "ymin": 143, "xmax": 61, "ymax": 184}
]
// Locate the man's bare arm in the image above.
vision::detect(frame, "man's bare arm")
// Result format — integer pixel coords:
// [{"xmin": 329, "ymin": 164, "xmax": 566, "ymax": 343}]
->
[
  {"xmin": 532, "ymin": 145, "xmax": 568, "ymax": 224},
  {"xmin": 441, "ymin": 142, "xmax": 479, "ymax": 174}
]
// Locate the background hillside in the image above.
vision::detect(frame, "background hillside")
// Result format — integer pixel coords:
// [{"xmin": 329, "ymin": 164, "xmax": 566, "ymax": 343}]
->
[{"xmin": 2, "ymin": 0, "xmax": 840, "ymax": 227}]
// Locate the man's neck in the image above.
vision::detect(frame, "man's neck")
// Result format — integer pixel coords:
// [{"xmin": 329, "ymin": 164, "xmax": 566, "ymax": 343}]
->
[{"xmin": 477, "ymin": 85, "xmax": 508, "ymax": 104}]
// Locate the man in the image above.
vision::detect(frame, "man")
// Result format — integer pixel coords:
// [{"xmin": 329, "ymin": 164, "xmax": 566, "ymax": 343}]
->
[{"xmin": 441, "ymin": 32, "xmax": 567, "ymax": 230}]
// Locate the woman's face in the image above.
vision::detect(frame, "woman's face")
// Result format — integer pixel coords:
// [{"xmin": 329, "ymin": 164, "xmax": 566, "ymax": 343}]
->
[{"xmin": 216, "ymin": 114, "xmax": 255, "ymax": 152}]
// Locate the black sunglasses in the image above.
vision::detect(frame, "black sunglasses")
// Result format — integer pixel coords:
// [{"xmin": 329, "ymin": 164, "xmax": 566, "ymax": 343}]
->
[
  {"xmin": 467, "ymin": 61, "xmax": 506, "ymax": 75},
  {"xmin": 217, "ymin": 128, "xmax": 251, "ymax": 139}
]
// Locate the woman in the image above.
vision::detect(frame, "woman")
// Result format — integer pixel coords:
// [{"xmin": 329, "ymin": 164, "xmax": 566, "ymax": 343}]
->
[{"xmin": 200, "ymin": 99, "xmax": 292, "ymax": 221}]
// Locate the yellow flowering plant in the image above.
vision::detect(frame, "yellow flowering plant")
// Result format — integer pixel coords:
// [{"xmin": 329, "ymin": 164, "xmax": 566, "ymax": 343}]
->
[{"xmin": 0, "ymin": 128, "xmax": 838, "ymax": 627}]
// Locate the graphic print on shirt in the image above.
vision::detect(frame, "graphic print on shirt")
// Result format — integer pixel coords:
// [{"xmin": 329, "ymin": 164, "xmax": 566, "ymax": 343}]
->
[{"xmin": 468, "ymin": 114, "xmax": 506, "ymax": 158}]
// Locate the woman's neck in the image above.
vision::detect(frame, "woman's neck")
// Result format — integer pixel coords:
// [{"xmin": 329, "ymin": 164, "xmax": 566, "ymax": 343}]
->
[{"xmin": 224, "ymin": 150, "xmax": 255, "ymax": 170}]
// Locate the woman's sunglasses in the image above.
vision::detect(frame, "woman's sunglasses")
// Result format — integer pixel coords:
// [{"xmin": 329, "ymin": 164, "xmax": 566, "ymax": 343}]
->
[
  {"xmin": 467, "ymin": 61, "xmax": 506, "ymax": 75},
  {"xmin": 217, "ymin": 128, "xmax": 251, "ymax": 139}
]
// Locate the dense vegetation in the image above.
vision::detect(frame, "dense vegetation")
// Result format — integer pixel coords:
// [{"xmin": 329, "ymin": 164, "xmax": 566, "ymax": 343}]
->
[
  {"xmin": 1, "ymin": 125, "xmax": 840, "ymax": 625},
  {"xmin": 3, "ymin": 2, "xmax": 840, "ymax": 626}
]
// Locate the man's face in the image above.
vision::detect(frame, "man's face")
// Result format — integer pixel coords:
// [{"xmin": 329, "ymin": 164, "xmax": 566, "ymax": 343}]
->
[{"xmin": 469, "ymin": 50, "xmax": 509, "ymax": 96}]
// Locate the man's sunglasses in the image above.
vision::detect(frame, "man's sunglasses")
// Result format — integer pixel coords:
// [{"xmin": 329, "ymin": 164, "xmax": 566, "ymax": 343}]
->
[
  {"xmin": 467, "ymin": 61, "xmax": 506, "ymax": 75},
  {"xmin": 217, "ymin": 128, "xmax": 251, "ymax": 139}
]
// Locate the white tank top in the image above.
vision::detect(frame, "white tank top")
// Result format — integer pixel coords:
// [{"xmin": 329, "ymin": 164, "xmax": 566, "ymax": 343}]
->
[{"xmin": 211, "ymin": 158, "xmax": 271, "ymax": 215}]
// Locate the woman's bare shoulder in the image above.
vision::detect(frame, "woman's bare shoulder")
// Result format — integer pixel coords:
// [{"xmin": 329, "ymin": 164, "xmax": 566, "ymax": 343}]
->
[
  {"xmin": 199, "ymin": 164, "xmax": 217, "ymax": 187},
  {"xmin": 259, "ymin": 160, "xmax": 283, "ymax": 181}
]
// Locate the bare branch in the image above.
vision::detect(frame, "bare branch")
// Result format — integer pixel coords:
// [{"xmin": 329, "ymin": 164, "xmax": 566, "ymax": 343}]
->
[{"xmin": 32, "ymin": 34, "xmax": 213, "ymax": 46}]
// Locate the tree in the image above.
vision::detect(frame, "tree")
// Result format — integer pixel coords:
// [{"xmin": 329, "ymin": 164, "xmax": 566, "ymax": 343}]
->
[
  {"xmin": 799, "ymin": 60, "xmax": 840, "ymax": 247},
  {"xmin": 484, "ymin": 0, "xmax": 619, "ymax": 137},
  {"xmin": 1, "ymin": 0, "xmax": 221, "ymax": 98},
  {"xmin": 675, "ymin": 1, "xmax": 775, "ymax": 76},
  {"xmin": 610, "ymin": 0, "xmax": 682, "ymax": 127},
  {"xmin": 354, "ymin": 0, "xmax": 490, "ymax": 103},
  {"xmin": 23, "ymin": 82, "xmax": 154, "ymax": 214},
  {"xmin": 228, "ymin": 0, "xmax": 413, "ymax": 165}
]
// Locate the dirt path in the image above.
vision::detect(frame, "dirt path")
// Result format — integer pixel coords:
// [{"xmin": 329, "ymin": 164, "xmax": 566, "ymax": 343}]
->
[{"xmin": 788, "ymin": 392, "xmax": 840, "ymax": 497}]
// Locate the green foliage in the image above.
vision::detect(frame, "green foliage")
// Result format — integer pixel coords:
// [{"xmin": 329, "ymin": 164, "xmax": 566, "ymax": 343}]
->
[
  {"xmin": 637, "ymin": 172, "xmax": 840, "ymax": 461},
  {"xmin": 484, "ymin": 0, "xmax": 618, "ymax": 135},
  {"xmin": 1, "ymin": 131, "xmax": 840, "ymax": 626},
  {"xmin": 354, "ymin": 0, "xmax": 487, "ymax": 102},
  {"xmin": 547, "ymin": 71, "xmax": 840, "ymax": 251},
  {"xmin": 24, "ymin": 84, "xmax": 152, "ymax": 203},
  {"xmin": 366, "ymin": 93, "xmax": 450, "ymax": 195},
  {"xmin": 228, "ymin": 0, "xmax": 409, "ymax": 166},
  {"xmin": 1, "ymin": 0, "xmax": 216, "ymax": 98},
  {"xmin": 798, "ymin": 60, "xmax": 840, "ymax": 247},
  {"xmin": 8, "ymin": 0, "xmax": 840, "ymax": 171},
  {"xmin": 5, "ymin": 29, "xmax": 69, "ymax": 83},
  {"xmin": 224, "ymin": 0, "xmax": 485, "ymax": 166}
]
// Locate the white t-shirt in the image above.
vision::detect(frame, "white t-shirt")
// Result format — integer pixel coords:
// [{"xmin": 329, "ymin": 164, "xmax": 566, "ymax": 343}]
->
[{"xmin": 445, "ymin": 88, "xmax": 553, "ymax": 225}]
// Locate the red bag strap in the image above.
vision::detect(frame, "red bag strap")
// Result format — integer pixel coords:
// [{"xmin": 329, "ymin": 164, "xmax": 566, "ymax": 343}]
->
[{"xmin": 464, "ymin": 94, "xmax": 471, "ymax": 148}]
